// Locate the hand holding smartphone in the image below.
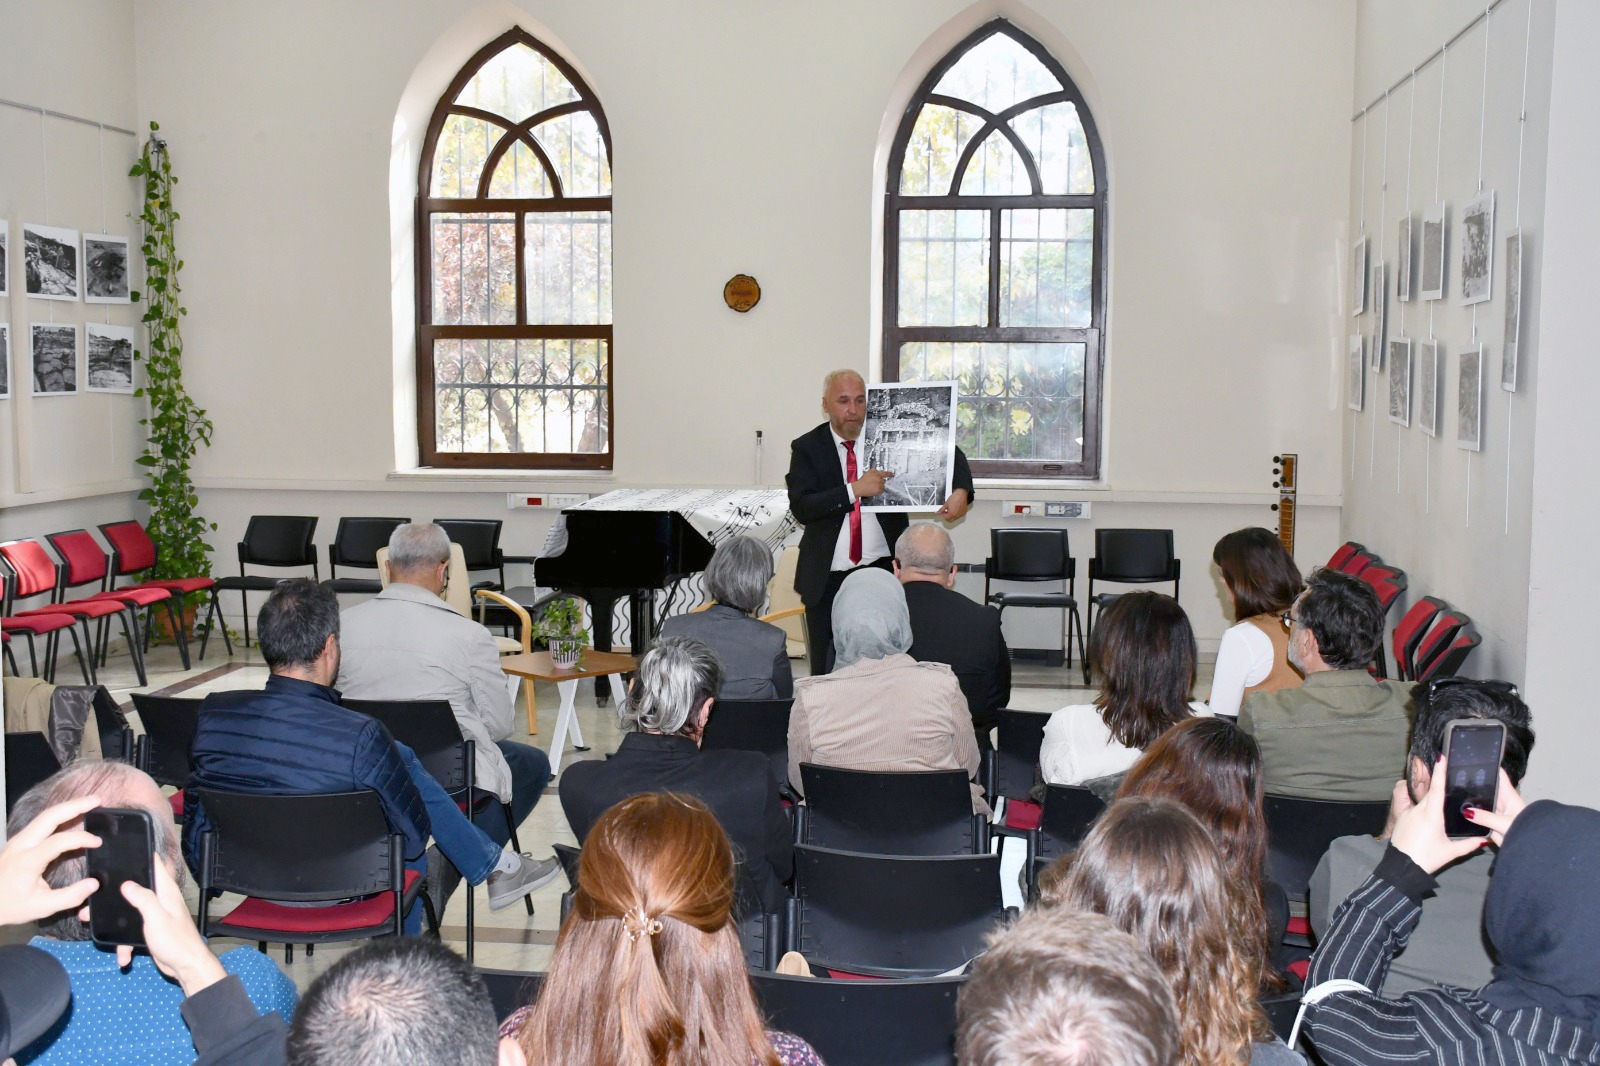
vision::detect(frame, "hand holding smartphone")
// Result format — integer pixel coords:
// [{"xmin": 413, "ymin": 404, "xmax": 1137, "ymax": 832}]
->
[
  {"xmin": 1441, "ymin": 719, "xmax": 1507, "ymax": 840},
  {"xmin": 84, "ymin": 807, "xmax": 157, "ymax": 949}
]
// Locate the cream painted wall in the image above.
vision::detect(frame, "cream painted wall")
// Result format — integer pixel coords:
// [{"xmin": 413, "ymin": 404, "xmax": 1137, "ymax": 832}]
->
[{"xmin": 1341, "ymin": 0, "xmax": 1553, "ymax": 683}]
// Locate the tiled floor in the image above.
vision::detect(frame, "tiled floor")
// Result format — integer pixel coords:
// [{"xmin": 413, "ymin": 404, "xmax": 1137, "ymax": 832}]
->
[{"xmin": 70, "ymin": 637, "xmax": 1212, "ymax": 989}]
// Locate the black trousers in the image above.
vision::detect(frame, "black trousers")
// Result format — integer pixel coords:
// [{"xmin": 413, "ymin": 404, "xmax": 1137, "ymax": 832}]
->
[{"xmin": 804, "ymin": 558, "xmax": 895, "ymax": 677}]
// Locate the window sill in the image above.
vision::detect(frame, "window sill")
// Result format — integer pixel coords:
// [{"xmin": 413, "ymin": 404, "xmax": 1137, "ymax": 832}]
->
[{"xmin": 386, "ymin": 469, "xmax": 616, "ymax": 483}]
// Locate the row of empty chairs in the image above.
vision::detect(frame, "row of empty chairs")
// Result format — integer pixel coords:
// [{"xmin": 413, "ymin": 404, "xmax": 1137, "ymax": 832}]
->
[{"xmin": 1327, "ymin": 540, "xmax": 1480, "ymax": 681}]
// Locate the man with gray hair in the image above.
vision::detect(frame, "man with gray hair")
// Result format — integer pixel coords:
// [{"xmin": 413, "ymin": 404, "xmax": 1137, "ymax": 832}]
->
[
  {"xmin": 657, "ymin": 536, "xmax": 792, "ymax": 700},
  {"xmin": 558, "ymin": 636, "xmax": 793, "ymax": 911},
  {"xmin": 338, "ymin": 522, "xmax": 552, "ymax": 853},
  {"xmin": 896, "ymin": 522, "xmax": 1009, "ymax": 749}
]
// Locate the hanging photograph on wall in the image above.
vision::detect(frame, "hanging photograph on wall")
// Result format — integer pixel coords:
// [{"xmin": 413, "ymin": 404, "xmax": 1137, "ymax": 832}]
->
[
  {"xmin": 1347, "ymin": 334, "xmax": 1365, "ymax": 411},
  {"xmin": 1457, "ymin": 345, "xmax": 1484, "ymax": 452},
  {"xmin": 1350, "ymin": 236, "xmax": 1368, "ymax": 316},
  {"xmin": 82, "ymin": 234, "xmax": 132, "ymax": 304},
  {"xmin": 1388, "ymin": 338, "xmax": 1412, "ymax": 427},
  {"xmin": 1420, "ymin": 202, "xmax": 1447, "ymax": 301},
  {"xmin": 0, "ymin": 220, "xmax": 9, "ymax": 298},
  {"xmin": 0, "ymin": 323, "xmax": 9, "ymax": 399},
  {"xmin": 1502, "ymin": 230, "xmax": 1523, "ymax": 392},
  {"xmin": 1418, "ymin": 340, "xmax": 1441, "ymax": 437},
  {"xmin": 1397, "ymin": 214, "xmax": 1413, "ymax": 302},
  {"xmin": 1460, "ymin": 190, "xmax": 1495, "ymax": 306},
  {"xmin": 85, "ymin": 323, "xmax": 136, "ymax": 393},
  {"xmin": 1370, "ymin": 261, "xmax": 1387, "ymax": 371},
  {"xmin": 31, "ymin": 323, "xmax": 78, "ymax": 395},
  {"xmin": 23, "ymin": 223, "xmax": 80, "ymax": 301}
]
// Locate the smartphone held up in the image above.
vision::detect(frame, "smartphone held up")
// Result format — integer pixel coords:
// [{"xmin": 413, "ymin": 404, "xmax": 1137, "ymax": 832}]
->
[
  {"xmin": 1441, "ymin": 719, "xmax": 1506, "ymax": 840},
  {"xmin": 84, "ymin": 807, "xmax": 157, "ymax": 949}
]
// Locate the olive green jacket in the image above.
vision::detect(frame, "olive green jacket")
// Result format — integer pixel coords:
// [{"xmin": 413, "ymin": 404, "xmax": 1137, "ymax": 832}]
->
[{"xmin": 1238, "ymin": 669, "xmax": 1414, "ymax": 801}]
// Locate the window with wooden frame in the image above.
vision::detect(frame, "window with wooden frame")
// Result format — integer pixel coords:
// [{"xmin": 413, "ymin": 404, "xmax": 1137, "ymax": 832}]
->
[
  {"xmin": 417, "ymin": 28, "xmax": 613, "ymax": 469},
  {"xmin": 884, "ymin": 22, "xmax": 1106, "ymax": 479}
]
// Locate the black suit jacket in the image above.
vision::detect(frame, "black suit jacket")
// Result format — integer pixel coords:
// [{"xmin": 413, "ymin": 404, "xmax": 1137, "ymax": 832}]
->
[
  {"xmin": 903, "ymin": 580, "xmax": 1010, "ymax": 735},
  {"xmin": 785, "ymin": 422, "xmax": 974, "ymax": 605},
  {"xmin": 559, "ymin": 732, "xmax": 793, "ymax": 912}
]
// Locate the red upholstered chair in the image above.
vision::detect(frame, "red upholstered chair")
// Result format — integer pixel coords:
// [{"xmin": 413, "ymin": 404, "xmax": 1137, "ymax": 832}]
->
[
  {"xmin": 99, "ymin": 520, "xmax": 228, "ymax": 660},
  {"xmin": 1358, "ymin": 564, "xmax": 1408, "ymax": 677},
  {"xmin": 46, "ymin": 529, "xmax": 188, "ymax": 672},
  {"xmin": 1415, "ymin": 626, "xmax": 1481, "ymax": 683},
  {"xmin": 1391, "ymin": 596, "xmax": 1449, "ymax": 681},
  {"xmin": 0, "ymin": 540, "xmax": 145, "ymax": 686},
  {"xmin": 1326, "ymin": 541, "xmax": 1366, "ymax": 571},
  {"xmin": 2, "ymin": 570, "xmax": 91, "ymax": 683},
  {"xmin": 1412, "ymin": 609, "xmax": 1470, "ymax": 682},
  {"xmin": 1338, "ymin": 550, "xmax": 1376, "ymax": 576}
]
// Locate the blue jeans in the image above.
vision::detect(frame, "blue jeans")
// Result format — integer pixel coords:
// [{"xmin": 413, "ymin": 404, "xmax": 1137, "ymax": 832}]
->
[
  {"xmin": 397, "ymin": 742, "xmax": 504, "ymax": 934},
  {"xmin": 471, "ymin": 740, "xmax": 552, "ymax": 848}
]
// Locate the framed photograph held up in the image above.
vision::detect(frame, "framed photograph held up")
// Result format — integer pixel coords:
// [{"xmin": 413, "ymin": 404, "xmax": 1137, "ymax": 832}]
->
[
  {"xmin": 1457, "ymin": 345, "xmax": 1484, "ymax": 452},
  {"xmin": 1420, "ymin": 203, "xmax": 1447, "ymax": 301},
  {"xmin": 860, "ymin": 381, "xmax": 957, "ymax": 511},
  {"xmin": 1417, "ymin": 340, "xmax": 1441, "ymax": 437},
  {"xmin": 1388, "ymin": 338, "xmax": 1412, "ymax": 427},
  {"xmin": 1502, "ymin": 230, "xmax": 1523, "ymax": 392},
  {"xmin": 1460, "ymin": 191, "xmax": 1495, "ymax": 306}
]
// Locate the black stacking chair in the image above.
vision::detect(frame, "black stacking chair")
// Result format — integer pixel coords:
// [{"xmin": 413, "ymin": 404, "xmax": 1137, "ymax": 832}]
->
[
  {"xmin": 700, "ymin": 697, "xmax": 792, "ymax": 795},
  {"xmin": 89, "ymin": 685, "xmax": 135, "ymax": 762},
  {"xmin": 984, "ymin": 528, "xmax": 1083, "ymax": 672},
  {"xmin": 1029, "ymin": 783, "xmax": 1108, "ymax": 893},
  {"xmin": 475, "ymin": 969, "xmax": 546, "ymax": 1023},
  {"xmin": 1085, "ymin": 528, "xmax": 1181, "ymax": 682},
  {"xmin": 552, "ymin": 842, "xmax": 581, "ymax": 922},
  {"xmin": 5, "ymin": 732, "xmax": 62, "ymax": 810},
  {"xmin": 326, "ymin": 517, "xmax": 410, "ymax": 596},
  {"xmin": 436, "ymin": 519, "xmax": 506, "ymax": 592},
  {"xmin": 208, "ymin": 516, "xmax": 319, "ymax": 648},
  {"xmin": 986, "ymin": 707, "xmax": 1049, "ymax": 806},
  {"xmin": 796, "ymin": 765, "xmax": 988, "ymax": 855},
  {"xmin": 1263, "ymin": 793, "xmax": 1390, "ymax": 905},
  {"xmin": 131, "ymin": 693, "xmax": 202, "ymax": 822},
  {"xmin": 752, "ymin": 972, "xmax": 966, "ymax": 1066}
]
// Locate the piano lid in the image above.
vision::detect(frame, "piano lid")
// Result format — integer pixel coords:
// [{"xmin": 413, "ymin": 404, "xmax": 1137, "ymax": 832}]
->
[{"xmin": 568, "ymin": 489, "xmax": 796, "ymax": 551}]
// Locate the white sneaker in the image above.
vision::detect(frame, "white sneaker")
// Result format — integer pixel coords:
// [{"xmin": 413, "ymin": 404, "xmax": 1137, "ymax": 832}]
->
[{"xmin": 486, "ymin": 854, "xmax": 562, "ymax": 911}]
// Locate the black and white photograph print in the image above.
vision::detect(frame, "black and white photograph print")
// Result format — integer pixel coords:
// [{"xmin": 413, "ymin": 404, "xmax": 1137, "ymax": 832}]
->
[
  {"xmin": 86, "ymin": 323, "xmax": 136, "ymax": 393},
  {"xmin": 1460, "ymin": 190, "xmax": 1495, "ymax": 306},
  {"xmin": 1347, "ymin": 334, "xmax": 1365, "ymax": 412},
  {"xmin": 83, "ymin": 233, "xmax": 132, "ymax": 303},
  {"xmin": 861, "ymin": 380, "xmax": 957, "ymax": 511},
  {"xmin": 1388, "ymin": 338, "xmax": 1412, "ymax": 427},
  {"xmin": 0, "ymin": 220, "xmax": 9, "ymax": 298},
  {"xmin": 1418, "ymin": 340, "xmax": 1441, "ymax": 437},
  {"xmin": 1397, "ymin": 215, "xmax": 1413, "ymax": 302},
  {"xmin": 23, "ymin": 223, "xmax": 80, "ymax": 301},
  {"xmin": 1502, "ymin": 230, "xmax": 1523, "ymax": 392},
  {"xmin": 1350, "ymin": 236, "xmax": 1368, "ymax": 316},
  {"xmin": 31, "ymin": 323, "xmax": 78, "ymax": 395},
  {"xmin": 1370, "ymin": 261, "xmax": 1387, "ymax": 371},
  {"xmin": 0, "ymin": 323, "xmax": 9, "ymax": 399},
  {"xmin": 1421, "ymin": 202, "xmax": 1447, "ymax": 301},
  {"xmin": 1457, "ymin": 345, "xmax": 1484, "ymax": 452}
]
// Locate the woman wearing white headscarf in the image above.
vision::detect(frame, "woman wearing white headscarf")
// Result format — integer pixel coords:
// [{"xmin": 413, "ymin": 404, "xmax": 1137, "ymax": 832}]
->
[{"xmin": 786, "ymin": 568, "xmax": 988, "ymax": 814}]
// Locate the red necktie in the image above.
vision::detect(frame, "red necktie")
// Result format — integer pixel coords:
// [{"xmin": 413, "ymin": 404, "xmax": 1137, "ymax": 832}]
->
[{"xmin": 844, "ymin": 440, "xmax": 862, "ymax": 564}]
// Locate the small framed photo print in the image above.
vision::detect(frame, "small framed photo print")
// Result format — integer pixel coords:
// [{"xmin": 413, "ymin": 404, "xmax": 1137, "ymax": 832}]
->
[
  {"xmin": 1387, "ymin": 338, "xmax": 1412, "ymax": 427},
  {"xmin": 23, "ymin": 223, "xmax": 80, "ymax": 301},
  {"xmin": 0, "ymin": 322, "xmax": 10, "ymax": 399},
  {"xmin": 1418, "ymin": 340, "xmax": 1441, "ymax": 437},
  {"xmin": 31, "ymin": 322, "xmax": 78, "ymax": 395},
  {"xmin": 1457, "ymin": 345, "xmax": 1484, "ymax": 452},
  {"xmin": 0, "ymin": 219, "xmax": 9, "ymax": 299},
  {"xmin": 1460, "ymin": 190, "xmax": 1495, "ymax": 306},
  {"xmin": 86, "ymin": 323, "xmax": 136, "ymax": 393},
  {"xmin": 1348, "ymin": 334, "xmax": 1365, "ymax": 412},
  {"xmin": 1420, "ymin": 202, "xmax": 1447, "ymax": 301},
  {"xmin": 1351, "ymin": 236, "xmax": 1368, "ymax": 316},
  {"xmin": 1502, "ymin": 230, "xmax": 1523, "ymax": 392},
  {"xmin": 83, "ymin": 233, "xmax": 132, "ymax": 304},
  {"xmin": 1371, "ymin": 261, "xmax": 1387, "ymax": 370},
  {"xmin": 1397, "ymin": 214, "xmax": 1413, "ymax": 302}
]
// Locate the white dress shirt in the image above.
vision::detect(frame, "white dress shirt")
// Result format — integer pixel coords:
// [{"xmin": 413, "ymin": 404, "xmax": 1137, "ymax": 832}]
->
[{"xmin": 829, "ymin": 427, "xmax": 889, "ymax": 570}]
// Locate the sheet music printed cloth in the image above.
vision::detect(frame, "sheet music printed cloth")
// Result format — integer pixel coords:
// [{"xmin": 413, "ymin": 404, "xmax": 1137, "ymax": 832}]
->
[{"xmin": 570, "ymin": 489, "xmax": 796, "ymax": 551}]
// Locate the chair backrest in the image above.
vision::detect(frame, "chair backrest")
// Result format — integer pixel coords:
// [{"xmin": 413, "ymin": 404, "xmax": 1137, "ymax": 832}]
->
[
  {"xmin": 988, "ymin": 528, "xmax": 1072, "ymax": 582},
  {"xmin": 475, "ymin": 968, "xmax": 545, "ymax": 1023},
  {"xmin": 1412, "ymin": 610, "xmax": 1470, "ymax": 680},
  {"xmin": 5, "ymin": 732, "xmax": 63, "ymax": 811},
  {"xmin": 435, "ymin": 519, "xmax": 504, "ymax": 573},
  {"xmin": 91, "ymin": 686, "xmax": 135, "ymax": 762},
  {"xmin": 1263, "ymin": 793, "xmax": 1390, "ymax": 901},
  {"xmin": 701, "ymin": 698, "xmax": 793, "ymax": 792},
  {"xmin": 329, "ymin": 517, "xmax": 409, "ymax": 571},
  {"xmin": 376, "ymin": 544, "xmax": 471, "ymax": 616},
  {"xmin": 99, "ymin": 520, "xmax": 159, "ymax": 577},
  {"xmin": 130, "ymin": 694, "xmax": 202, "ymax": 788},
  {"xmin": 1325, "ymin": 542, "xmax": 1366, "ymax": 571},
  {"xmin": 44, "ymin": 529, "xmax": 110, "ymax": 589},
  {"xmin": 1416, "ymin": 626, "xmax": 1481, "ymax": 683},
  {"xmin": 239, "ymin": 515, "xmax": 319, "ymax": 568},
  {"xmin": 343, "ymin": 699, "xmax": 470, "ymax": 793},
  {"xmin": 791, "ymin": 845, "xmax": 1006, "ymax": 976},
  {"xmin": 752, "ymin": 972, "xmax": 965, "ymax": 1066},
  {"xmin": 798, "ymin": 765, "xmax": 980, "ymax": 855},
  {"xmin": 1035, "ymin": 783, "xmax": 1107, "ymax": 860},
  {"xmin": 195, "ymin": 788, "xmax": 402, "ymax": 902},
  {"xmin": 1091, "ymin": 528, "xmax": 1177, "ymax": 582},
  {"xmin": 1338, "ymin": 550, "xmax": 1376, "ymax": 576},
  {"xmin": 767, "ymin": 546, "xmax": 807, "ymax": 657},
  {"xmin": 1392, "ymin": 596, "xmax": 1448, "ymax": 682},
  {"xmin": 990, "ymin": 708, "xmax": 1048, "ymax": 800},
  {"xmin": 0, "ymin": 540, "xmax": 61, "ymax": 600},
  {"xmin": 1360, "ymin": 564, "xmax": 1408, "ymax": 613}
]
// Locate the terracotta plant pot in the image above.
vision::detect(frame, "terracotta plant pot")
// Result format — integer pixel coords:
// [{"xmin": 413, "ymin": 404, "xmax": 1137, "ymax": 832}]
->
[{"xmin": 151, "ymin": 601, "xmax": 199, "ymax": 645}]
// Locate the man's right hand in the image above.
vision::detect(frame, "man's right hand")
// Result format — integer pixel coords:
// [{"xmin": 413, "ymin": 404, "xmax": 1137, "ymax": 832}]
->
[{"xmin": 852, "ymin": 469, "xmax": 893, "ymax": 497}]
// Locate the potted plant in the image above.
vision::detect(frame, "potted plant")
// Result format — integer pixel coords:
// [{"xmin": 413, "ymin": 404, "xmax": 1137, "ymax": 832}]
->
[{"xmin": 538, "ymin": 597, "xmax": 589, "ymax": 669}]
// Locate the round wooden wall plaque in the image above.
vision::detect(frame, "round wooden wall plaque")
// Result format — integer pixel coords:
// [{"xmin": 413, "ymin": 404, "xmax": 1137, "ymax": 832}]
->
[{"xmin": 724, "ymin": 274, "xmax": 761, "ymax": 313}]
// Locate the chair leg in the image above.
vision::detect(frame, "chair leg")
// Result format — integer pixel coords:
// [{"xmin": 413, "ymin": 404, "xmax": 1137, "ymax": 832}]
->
[
  {"xmin": 120, "ymin": 611, "xmax": 148, "ymax": 687},
  {"xmin": 75, "ymin": 621, "xmax": 98, "ymax": 684},
  {"xmin": 284, "ymin": 943, "xmax": 293, "ymax": 963},
  {"xmin": 504, "ymin": 802, "xmax": 534, "ymax": 916},
  {"xmin": 241, "ymin": 590, "xmax": 251, "ymax": 649},
  {"xmin": 3, "ymin": 641, "xmax": 17, "ymax": 676}
]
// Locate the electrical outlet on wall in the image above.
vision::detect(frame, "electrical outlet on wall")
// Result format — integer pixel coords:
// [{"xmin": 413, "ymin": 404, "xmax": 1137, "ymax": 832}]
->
[
  {"xmin": 1045, "ymin": 502, "xmax": 1091, "ymax": 518},
  {"xmin": 506, "ymin": 493, "xmax": 590, "ymax": 509}
]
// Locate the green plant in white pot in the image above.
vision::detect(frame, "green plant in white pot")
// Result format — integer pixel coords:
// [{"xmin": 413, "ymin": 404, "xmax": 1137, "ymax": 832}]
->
[{"xmin": 539, "ymin": 597, "xmax": 589, "ymax": 669}]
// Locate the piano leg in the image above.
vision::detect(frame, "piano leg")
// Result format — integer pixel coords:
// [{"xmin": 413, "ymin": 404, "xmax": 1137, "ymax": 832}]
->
[{"xmin": 589, "ymin": 592, "xmax": 620, "ymax": 706}]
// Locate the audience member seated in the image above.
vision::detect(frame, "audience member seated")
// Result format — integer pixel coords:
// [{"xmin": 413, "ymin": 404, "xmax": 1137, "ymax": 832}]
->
[
  {"xmin": 786, "ymin": 567, "xmax": 987, "ymax": 815},
  {"xmin": 558, "ymin": 636, "xmax": 793, "ymax": 912},
  {"xmin": 956, "ymin": 908, "xmax": 1178, "ymax": 1066},
  {"xmin": 896, "ymin": 522, "xmax": 1010, "ymax": 751},
  {"xmin": 1208, "ymin": 528, "xmax": 1305, "ymax": 718},
  {"xmin": 502, "ymin": 793, "xmax": 824, "ymax": 1066},
  {"xmin": 187, "ymin": 580, "xmax": 556, "ymax": 928},
  {"xmin": 5, "ymin": 762, "xmax": 298, "ymax": 1065},
  {"xmin": 657, "ymin": 535, "xmax": 793, "ymax": 700},
  {"xmin": 1116, "ymin": 717, "xmax": 1288, "ymax": 983},
  {"xmin": 1299, "ymin": 765, "xmax": 1600, "ymax": 1064},
  {"xmin": 1040, "ymin": 797, "xmax": 1301, "ymax": 1065},
  {"xmin": 1039, "ymin": 592, "xmax": 1205, "ymax": 788},
  {"xmin": 1309, "ymin": 677, "xmax": 1535, "ymax": 996},
  {"xmin": 337, "ymin": 522, "xmax": 552, "ymax": 849},
  {"xmin": 1239, "ymin": 568, "xmax": 1413, "ymax": 801}
]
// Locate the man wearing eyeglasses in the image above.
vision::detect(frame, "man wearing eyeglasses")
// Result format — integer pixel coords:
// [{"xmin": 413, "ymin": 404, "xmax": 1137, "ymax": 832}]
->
[
  {"xmin": 1308, "ymin": 678, "xmax": 1534, "ymax": 995},
  {"xmin": 1238, "ymin": 567, "xmax": 1414, "ymax": 800}
]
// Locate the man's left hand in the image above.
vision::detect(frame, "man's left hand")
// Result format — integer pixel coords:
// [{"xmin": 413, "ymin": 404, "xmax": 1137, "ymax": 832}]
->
[{"xmin": 937, "ymin": 488, "xmax": 971, "ymax": 521}]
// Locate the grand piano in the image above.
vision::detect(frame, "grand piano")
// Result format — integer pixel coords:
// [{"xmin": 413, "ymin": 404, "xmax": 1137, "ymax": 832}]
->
[{"xmin": 533, "ymin": 489, "xmax": 796, "ymax": 703}]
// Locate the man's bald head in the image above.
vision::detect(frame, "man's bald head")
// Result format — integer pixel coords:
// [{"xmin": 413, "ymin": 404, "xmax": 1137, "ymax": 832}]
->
[
  {"xmin": 895, "ymin": 522, "xmax": 956, "ymax": 587},
  {"xmin": 821, "ymin": 369, "xmax": 867, "ymax": 440}
]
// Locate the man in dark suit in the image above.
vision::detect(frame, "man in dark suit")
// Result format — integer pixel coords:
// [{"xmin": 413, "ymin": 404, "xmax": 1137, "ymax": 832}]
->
[
  {"xmin": 559, "ymin": 636, "xmax": 793, "ymax": 913},
  {"xmin": 786, "ymin": 368, "xmax": 974, "ymax": 676},
  {"xmin": 896, "ymin": 522, "xmax": 1010, "ymax": 750}
]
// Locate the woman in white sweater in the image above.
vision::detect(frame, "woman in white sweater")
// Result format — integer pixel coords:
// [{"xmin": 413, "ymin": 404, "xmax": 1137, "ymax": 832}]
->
[{"xmin": 1207, "ymin": 528, "xmax": 1305, "ymax": 719}]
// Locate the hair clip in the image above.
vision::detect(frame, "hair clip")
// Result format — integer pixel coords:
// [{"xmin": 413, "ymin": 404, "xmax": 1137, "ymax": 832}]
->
[{"xmin": 622, "ymin": 907, "xmax": 664, "ymax": 943}]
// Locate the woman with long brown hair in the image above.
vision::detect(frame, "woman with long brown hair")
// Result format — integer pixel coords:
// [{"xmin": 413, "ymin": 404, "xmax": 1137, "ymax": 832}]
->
[
  {"xmin": 505, "ymin": 792, "xmax": 822, "ymax": 1066},
  {"xmin": 1039, "ymin": 591, "xmax": 1204, "ymax": 786},
  {"xmin": 1209, "ymin": 528, "xmax": 1304, "ymax": 719},
  {"xmin": 1039, "ymin": 796, "xmax": 1300, "ymax": 1066}
]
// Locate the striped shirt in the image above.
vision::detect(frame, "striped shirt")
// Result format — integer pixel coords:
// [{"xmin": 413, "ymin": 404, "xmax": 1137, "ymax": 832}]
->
[{"xmin": 1303, "ymin": 847, "xmax": 1600, "ymax": 1065}]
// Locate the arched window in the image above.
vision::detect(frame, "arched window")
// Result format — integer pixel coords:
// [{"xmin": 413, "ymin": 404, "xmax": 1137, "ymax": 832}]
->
[
  {"xmin": 417, "ymin": 28, "xmax": 612, "ymax": 469},
  {"xmin": 884, "ymin": 21, "xmax": 1105, "ymax": 479}
]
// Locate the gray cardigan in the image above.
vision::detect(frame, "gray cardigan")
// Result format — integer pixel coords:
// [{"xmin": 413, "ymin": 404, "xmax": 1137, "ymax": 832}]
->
[{"xmin": 658, "ymin": 604, "xmax": 793, "ymax": 701}]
